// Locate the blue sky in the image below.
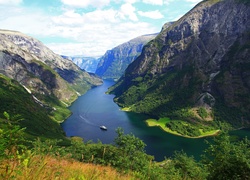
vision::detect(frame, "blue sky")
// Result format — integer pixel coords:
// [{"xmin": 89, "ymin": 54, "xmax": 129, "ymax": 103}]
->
[{"xmin": 0, "ymin": 0, "xmax": 202, "ymax": 56}]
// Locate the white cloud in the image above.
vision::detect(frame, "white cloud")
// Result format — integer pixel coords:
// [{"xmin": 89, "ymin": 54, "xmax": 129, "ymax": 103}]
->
[
  {"xmin": 47, "ymin": 20, "xmax": 156, "ymax": 56},
  {"xmin": 46, "ymin": 43, "xmax": 99, "ymax": 57},
  {"xmin": 43, "ymin": 7, "xmax": 156, "ymax": 56},
  {"xmin": 185, "ymin": 0, "xmax": 202, "ymax": 6},
  {"xmin": 120, "ymin": 3, "xmax": 138, "ymax": 21},
  {"xmin": 0, "ymin": 4, "xmax": 156, "ymax": 57},
  {"xmin": 52, "ymin": 9, "xmax": 121, "ymax": 29},
  {"xmin": 138, "ymin": 10, "xmax": 164, "ymax": 19},
  {"xmin": 185, "ymin": 0, "xmax": 202, "ymax": 3},
  {"xmin": 61, "ymin": 0, "xmax": 111, "ymax": 8},
  {"xmin": 0, "ymin": 6, "xmax": 52, "ymax": 36},
  {"xmin": 46, "ymin": 22, "xmax": 157, "ymax": 56},
  {"xmin": 0, "ymin": 0, "xmax": 199, "ymax": 57},
  {"xmin": 0, "ymin": 0, "xmax": 22, "ymax": 5},
  {"xmin": 83, "ymin": 9, "xmax": 121, "ymax": 23},
  {"xmin": 142, "ymin": 0, "xmax": 163, "ymax": 5},
  {"xmin": 52, "ymin": 11, "xmax": 83, "ymax": 26},
  {"xmin": 124, "ymin": 0, "xmax": 138, "ymax": 3}
]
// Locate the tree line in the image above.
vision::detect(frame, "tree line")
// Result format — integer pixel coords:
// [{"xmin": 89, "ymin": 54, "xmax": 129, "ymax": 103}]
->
[{"xmin": 1, "ymin": 112, "xmax": 250, "ymax": 179}]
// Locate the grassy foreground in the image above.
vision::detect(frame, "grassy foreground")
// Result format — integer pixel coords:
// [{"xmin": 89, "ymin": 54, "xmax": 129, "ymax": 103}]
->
[
  {"xmin": 1, "ymin": 110, "xmax": 250, "ymax": 180},
  {"xmin": 0, "ymin": 155, "xmax": 133, "ymax": 180},
  {"xmin": 146, "ymin": 118, "xmax": 220, "ymax": 138}
]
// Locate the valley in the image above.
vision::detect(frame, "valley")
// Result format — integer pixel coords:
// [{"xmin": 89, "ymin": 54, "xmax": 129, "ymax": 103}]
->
[
  {"xmin": 0, "ymin": 0, "xmax": 250, "ymax": 179},
  {"xmin": 62, "ymin": 80, "xmax": 250, "ymax": 161}
]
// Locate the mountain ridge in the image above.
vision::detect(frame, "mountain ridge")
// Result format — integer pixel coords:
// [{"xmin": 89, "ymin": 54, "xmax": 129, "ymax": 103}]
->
[
  {"xmin": 109, "ymin": 0, "xmax": 250, "ymax": 130},
  {"xmin": 95, "ymin": 33, "xmax": 157, "ymax": 79},
  {"xmin": 0, "ymin": 29, "xmax": 102, "ymax": 104},
  {"xmin": 0, "ymin": 29, "xmax": 102, "ymax": 137},
  {"xmin": 62, "ymin": 55, "xmax": 100, "ymax": 73}
]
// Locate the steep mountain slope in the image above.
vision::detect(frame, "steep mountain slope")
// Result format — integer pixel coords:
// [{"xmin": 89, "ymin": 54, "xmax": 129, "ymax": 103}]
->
[
  {"xmin": 95, "ymin": 33, "xmax": 157, "ymax": 79},
  {"xmin": 0, "ymin": 30, "xmax": 102, "ymax": 122},
  {"xmin": 0, "ymin": 74, "xmax": 66, "ymax": 139},
  {"xmin": 109, "ymin": 0, "xmax": 250, "ymax": 128},
  {"xmin": 62, "ymin": 55, "xmax": 100, "ymax": 73}
]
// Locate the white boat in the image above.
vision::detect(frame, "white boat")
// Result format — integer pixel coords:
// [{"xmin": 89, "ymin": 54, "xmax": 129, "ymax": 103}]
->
[{"xmin": 100, "ymin": 125, "xmax": 107, "ymax": 130}]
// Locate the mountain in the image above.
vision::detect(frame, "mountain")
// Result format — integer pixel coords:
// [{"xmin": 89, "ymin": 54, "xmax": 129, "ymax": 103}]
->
[
  {"xmin": 0, "ymin": 74, "xmax": 67, "ymax": 139},
  {"xmin": 0, "ymin": 30, "xmax": 102, "ymax": 100},
  {"xmin": 62, "ymin": 55, "xmax": 100, "ymax": 73},
  {"xmin": 0, "ymin": 29, "xmax": 102, "ymax": 137},
  {"xmin": 95, "ymin": 33, "xmax": 157, "ymax": 79},
  {"xmin": 109, "ymin": 0, "xmax": 250, "ymax": 129}
]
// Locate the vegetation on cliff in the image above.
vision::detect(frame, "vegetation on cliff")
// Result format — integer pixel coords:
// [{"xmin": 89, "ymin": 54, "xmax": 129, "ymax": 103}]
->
[
  {"xmin": 0, "ymin": 30, "xmax": 102, "ymax": 123},
  {"xmin": 109, "ymin": 0, "xmax": 250, "ymax": 136},
  {"xmin": 0, "ymin": 74, "xmax": 67, "ymax": 139}
]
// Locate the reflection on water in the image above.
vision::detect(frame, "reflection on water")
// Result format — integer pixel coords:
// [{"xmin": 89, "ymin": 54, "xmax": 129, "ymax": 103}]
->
[{"xmin": 61, "ymin": 80, "xmax": 250, "ymax": 161}]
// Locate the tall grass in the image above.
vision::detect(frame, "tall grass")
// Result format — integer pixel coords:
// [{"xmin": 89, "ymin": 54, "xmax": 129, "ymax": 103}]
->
[{"xmin": 0, "ymin": 154, "xmax": 134, "ymax": 180}]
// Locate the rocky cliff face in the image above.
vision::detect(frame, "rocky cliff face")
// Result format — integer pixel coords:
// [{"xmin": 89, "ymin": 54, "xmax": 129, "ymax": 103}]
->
[
  {"xmin": 110, "ymin": 0, "xmax": 250, "ymax": 127},
  {"xmin": 95, "ymin": 34, "xmax": 157, "ymax": 79},
  {"xmin": 0, "ymin": 30, "xmax": 102, "ymax": 116}
]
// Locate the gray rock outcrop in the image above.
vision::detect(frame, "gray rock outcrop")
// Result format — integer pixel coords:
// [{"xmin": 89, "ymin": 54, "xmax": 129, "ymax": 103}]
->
[
  {"xmin": 95, "ymin": 33, "xmax": 157, "ymax": 79},
  {"xmin": 110, "ymin": 0, "xmax": 250, "ymax": 126},
  {"xmin": 0, "ymin": 30, "xmax": 102, "ymax": 105}
]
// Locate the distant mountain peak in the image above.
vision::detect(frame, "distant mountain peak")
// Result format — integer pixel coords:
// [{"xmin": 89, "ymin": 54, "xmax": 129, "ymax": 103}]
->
[
  {"xmin": 95, "ymin": 33, "xmax": 157, "ymax": 79},
  {"xmin": 62, "ymin": 55, "xmax": 100, "ymax": 73}
]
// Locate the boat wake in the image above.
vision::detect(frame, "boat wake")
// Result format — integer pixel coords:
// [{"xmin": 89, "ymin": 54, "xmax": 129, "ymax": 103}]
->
[{"xmin": 79, "ymin": 115, "xmax": 97, "ymax": 127}]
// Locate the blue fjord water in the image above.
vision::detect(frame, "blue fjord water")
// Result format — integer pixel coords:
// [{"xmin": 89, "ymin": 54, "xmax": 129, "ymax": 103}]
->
[{"xmin": 61, "ymin": 80, "xmax": 250, "ymax": 161}]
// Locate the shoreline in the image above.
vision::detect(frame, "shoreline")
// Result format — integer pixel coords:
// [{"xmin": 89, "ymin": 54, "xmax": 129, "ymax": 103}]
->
[
  {"xmin": 146, "ymin": 119, "xmax": 221, "ymax": 139},
  {"xmin": 120, "ymin": 106, "xmax": 221, "ymax": 139}
]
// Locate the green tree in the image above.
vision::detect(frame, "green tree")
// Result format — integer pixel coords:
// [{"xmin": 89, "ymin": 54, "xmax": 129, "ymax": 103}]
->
[
  {"xmin": 203, "ymin": 133, "xmax": 250, "ymax": 180},
  {"xmin": 164, "ymin": 151, "xmax": 208, "ymax": 180},
  {"xmin": 114, "ymin": 128, "xmax": 154, "ymax": 174},
  {"xmin": 0, "ymin": 112, "xmax": 28, "ymax": 179},
  {"xmin": 198, "ymin": 107, "xmax": 208, "ymax": 119},
  {"xmin": 0, "ymin": 112, "xmax": 26, "ymax": 159},
  {"xmin": 114, "ymin": 127, "xmax": 146, "ymax": 153}
]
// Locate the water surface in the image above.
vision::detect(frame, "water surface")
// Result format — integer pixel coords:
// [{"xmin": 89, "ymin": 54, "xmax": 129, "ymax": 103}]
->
[{"xmin": 61, "ymin": 80, "xmax": 250, "ymax": 161}]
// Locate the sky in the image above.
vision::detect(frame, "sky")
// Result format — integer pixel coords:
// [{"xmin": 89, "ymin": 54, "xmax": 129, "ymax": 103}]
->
[{"xmin": 0, "ymin": 0, "xmax": 202, "ymax": 57}]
